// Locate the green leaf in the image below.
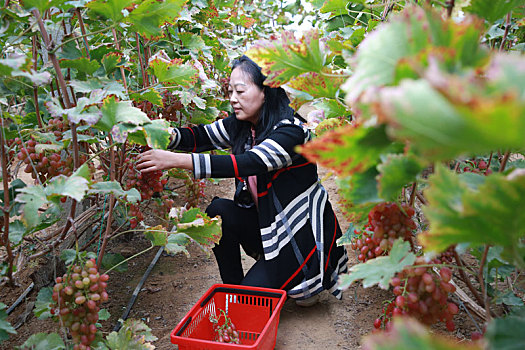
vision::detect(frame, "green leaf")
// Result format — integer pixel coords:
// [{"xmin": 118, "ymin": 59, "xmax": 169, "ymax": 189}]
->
[
  {"xmin": 86, "ymin": 0, "xmax": 136, "ymax": 22},
  {"xmin": 101, "ymin": 253, "xmax": 128, "ymax": 272},
  {"xmin": 34, "ymin": 287, "xmax": 53, "ymax": 320},
  {"xmin": 69, "ymin": 79, "xmax": 127, "ymax": 99},
  {"xmin": 0, "ymin": 56, "xmax": 27, "ymax": 76},
  {"xmin": 130, "ymin": 89, "xmax": 164, "ymax": 107},
  {"xmin": 45, "ymin": 175, "xmax": 90, "ymax": 202},
  {"xmin": 175, "ymin": 209, "xmax": 222, "ymax": 251},
  {"xmin": 179, "ymin": 32, "xmax": 206, "ymax": 51},
  {"xmin": 144, "ymin": 225, "xmax": 169, "ymax": 246},
  {"xmin": 342, "ymin": 6, "xmax": 488, "ymax": 103},
  {"xmin": 377, "ymin": 154, "xmax": 424, "ymax": 202},
  {"xmin": 337, "ymin": 221, "xmax": 361, "ymax": 246},
  {"xmin": 148, "ymin": 54, "xmax": 198, "ymax": 86},
  {"xmin": 495, "ymin": 291, "xmax": 524, "ymax": 307},
  {"xmin": 246, "ymin": 30, "xmax": 327, "ymax": 87},
  {"xmin": 98, "ymin": 309, "xmax": 111, "ymax": 321},
  {"xmin": 486, "ymin": 307, "xmax": 525, "ymax": 350},
  {"xmin": 60, "ymin": 249, "xmax": 78, "ymax": 265},
  {"xmin": 11, "ymin": 70, "xmax": 52, "ymax": 86},
  {"xmin": 320, "ymin": 0, "xmax": 349, "ymax": 17},
  {"xmin": 106, "ymin": 319, "xmax": 157, "ymax": 349},
  {"xmin": 466, "ymin": 0, "xmax": 525, "ymax": 23},
  {"xmin": 20, "ymin": 333, "xmax": 65, "ymax": 350},
  {"xmin": 165, "ymin": 232, "xmax": 190, "ymax": 255},
  {"xmin": 16, "ymin": 185, "xmax": 48, "ymax": 228},
  {"xmin": 299, "ymin": 124, "xmax": 400, "ymax": 176},
  {"xmin": 0, "ymin": 302, "xmax": 16, "ymax": 343},
  {"xmin": 143, "ymin": 119, "xmax": 171, "ymax": 150},
  {"xmin": 0, "ymin": 178, "xmax": 26, "ymax": 205},
  {"xmin": 421, "ymin": 165, "xmax": 525, "ymax": 268},
  {"xmin": 338, "ymin": 239, "xmax": 416, "ymax": 289},
  {"xmin": 375, "ymin": 78, "xmax": 525, "ymax": 161},
  {"xmin": 88, "ymin": 181, "xmax": 141, "ymax": 204},
  {"xmin": 101, "ymin": 52, "xmax": 123, "ymax": 76},
  {"xmin": 8, "ymin": 220, "xmax": 26, "ymax": 245},
  {"xmin": 96, "ymin": 96, "xmax": 150, "ymax": 132},
  {"xmin": 337, "ymin": 167, "xmax": 381, "ymax": 205},
  {"xmin": 128, "ymin": 0, "xmax": 186, "ymax": 39},
  {"xmin": 312, "ymin": 98, "xmax": 350, "ymax": 119},
  {"xmin": 46, "ymin": 96, "xmax": 102, "ymax": 126},
  {"xmin": 21, "ymin": 0, "xmax": 67, "ymax": 14},
  {"xmin": 287, "ymin": 71, "xmax": 345, "ymax": 102},
  {"xmin": 59, "ymin": 57, "xmax": 101, "ymax": 78}
]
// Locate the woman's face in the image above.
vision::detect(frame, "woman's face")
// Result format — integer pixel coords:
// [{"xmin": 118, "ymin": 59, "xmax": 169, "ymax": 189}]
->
[{"xmin": 228, "ymin": 67, "xmax": 265, "ymax": 125}]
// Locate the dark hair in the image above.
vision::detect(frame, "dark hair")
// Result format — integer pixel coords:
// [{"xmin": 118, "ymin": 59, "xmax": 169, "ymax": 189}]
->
[{"xmin": 229, "ymin": 55, "xmax": 295, "ymax": 154}]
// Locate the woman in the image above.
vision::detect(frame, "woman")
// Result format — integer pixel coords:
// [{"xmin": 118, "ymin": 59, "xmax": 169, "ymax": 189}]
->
[{"xmin": 137, "ymin": 55, "xmax": 348, "ymax": 305}]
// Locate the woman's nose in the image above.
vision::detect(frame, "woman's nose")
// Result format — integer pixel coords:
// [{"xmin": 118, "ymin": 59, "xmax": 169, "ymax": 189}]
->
[{"xmin": 230, "ymin": 93, "xmax": 238, "ymax": 103}]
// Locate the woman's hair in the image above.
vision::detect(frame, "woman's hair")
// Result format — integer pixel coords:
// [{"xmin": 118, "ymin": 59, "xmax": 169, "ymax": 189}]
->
[{"xmin": 229, "ymin": 55, "xmax": 295, "ymax": 154}]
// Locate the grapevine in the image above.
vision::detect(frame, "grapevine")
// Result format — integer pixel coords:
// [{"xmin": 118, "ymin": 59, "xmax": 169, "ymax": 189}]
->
[{"xmin": 50, "ymin": 258, "xmax": 109, "ymax": 350}]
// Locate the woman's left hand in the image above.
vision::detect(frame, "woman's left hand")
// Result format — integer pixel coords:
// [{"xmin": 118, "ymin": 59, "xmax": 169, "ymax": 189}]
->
[{"xmin": 136, "ymin": 149, "xmax": 192, "ymax": 172}]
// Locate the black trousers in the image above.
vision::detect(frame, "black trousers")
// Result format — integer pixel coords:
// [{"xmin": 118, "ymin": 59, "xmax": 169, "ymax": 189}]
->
[{"xmin": 206, "ymin": 197, "xmax": 276, "ymax": 288}]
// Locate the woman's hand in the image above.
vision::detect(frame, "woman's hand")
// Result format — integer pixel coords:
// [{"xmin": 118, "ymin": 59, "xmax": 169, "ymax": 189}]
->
[{"xmin": 136, "ymin": 149, "xmax": 193, "ymax": 173}]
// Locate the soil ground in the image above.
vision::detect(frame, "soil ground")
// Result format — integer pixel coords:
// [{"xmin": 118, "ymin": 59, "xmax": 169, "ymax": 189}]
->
[{"xmin": 1, "ymin": 168, "xmax": 479, "ymax": 349}]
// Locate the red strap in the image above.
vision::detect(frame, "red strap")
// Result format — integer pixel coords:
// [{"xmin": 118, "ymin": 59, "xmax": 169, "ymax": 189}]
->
[
  {"xmin": 230, "ymin": 154, "xmax": 241, "ymax": 181},
  {"xmin": 280, "ymin": 245, "xmax": 317, "ymax": 290},
  {"xmin": 324, "ymin": 212, "xmax": 338, "ymax": 272},
  {"xmin": 185, "ymin": 127, "xmax": 197, "ymax": 153}
]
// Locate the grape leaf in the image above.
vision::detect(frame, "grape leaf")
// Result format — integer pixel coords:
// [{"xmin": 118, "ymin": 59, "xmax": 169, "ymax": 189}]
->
[
  {"xmin": 246, "ymin": 30, "xmax": 327, "ymax": 88},
  {"xmin": 59, "ymin": 57, "xmax": 101, "ymax": 77},
  {"xmin": 8, "ymin": 220, "xmax": 25, "ymax": 245},
  {"xmin": 143, "ymin": 119, "xmax": 171, "ymax": 150},
  {"xmin": 375, "ymin": 78, "xmax": 525, "ymax": 161},
  {"xmin": 46, "ymin": 96, "xmax": 103, "ymax": 126},
  {"xmin": 11, "ymin": 70, "xmax": 52, "ymax": 86},
  {"xmin": 166, "ymin": 232, "xmax": 190, "ymax": 255},
  {"xmin": 486, "ymin": 306, "xmax": 525, "ymax": 350},
  {"xmin": 466, "ymin": 0, "xmax": 525, "ymax": 22},
  {"xmin": 338, "ymin": 239, "xmax": 416, "ymax": 290},
  {"xmin": 0, "ymin": 302, "xmax": 16, "ymax": 342},
  {"xmin": 144, "ymin": 225, "xmax": 169, "ymax": 246},
  {"xmin": 148, "ymin": 56, "xmax": 198, "ymax": 86},
  {"xmin": 101, "ymin": 52, "xmax": 123, "ymax": 76},
  {"xmin": 298, "ymin": 124, "xmax": 399, "ymax": 176},
  {"xmin": 34, "ymin": 287, "xmax": 53, "ymax": 320},
  {"xmin": 15, "ymin": 185, "xmax": 48, "ymax": 228},
  {"xmin": 312, "ymin": 98, "xmax": 351, "ymax": 119},
  {"xmin": 176, "ymin": 208, "xmax": 222, "ymax": 252},
  {"xmin": 105, "ymin": 319, "xmax": 157, "ymax": 349},
  {"xmin": 86, "ymin": 0, "xmax": 136, "ymax": 22},
  {"xmin": 342, "ymin": 5, "xmax": 488, "ymax": 103},
  {"xmin": 363, "ymin": 317, "xmax": 483, "ymax": 350},
  {"xmin": 21, "ymin": 0, "xmax": 68, "ymax": 14},
  {"xmin": 129, "ymin": 89, "xmax": 163, "ymax": 107},
  {"xmin": 0, "ymin": 56, "xmax": 27, "ymax": 76},
  {"xmin": 96, "ymin": 96, "xmax": 150, "ymax": 132},
  {"xmin": 377, "ymin": 154, "xmax": 424, "ymax": 202},
  {"xmin": 320, "ymin": 0, "xmax": 349, "ymax": 17},
  {"xmin": 20, "ymin": 332, "xmax": 65, "ymax": 350},
  {"xmin": 88, "ymin": 181, "xmax": 141, "ymax": 203},
  {"xmin": 421, "ymin": 165, "xmax": 525, "ymax": 268},
  {"xmin": 128, "ymin": 0, "xmax": 186, "ymax": 39},
  {"xmin": 287, "ymin": 71, "xmax": 345, "ymax": 101},
  {"xmin": 101, "ymin": 253, "xmax": 128, "ymax": 272},
  {"xmin": 69, "ymin": 79, "xmax": 126, "ymax": 99},
  {"xmin": 337, "ymin": 221, "xmax": 361, "ymax": 246}
]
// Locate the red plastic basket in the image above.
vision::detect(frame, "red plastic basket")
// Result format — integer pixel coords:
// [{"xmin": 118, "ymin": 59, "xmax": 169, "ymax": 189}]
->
[{"xmin": 171, "ymin": 284, "xmax": 287, "ymax": 350}]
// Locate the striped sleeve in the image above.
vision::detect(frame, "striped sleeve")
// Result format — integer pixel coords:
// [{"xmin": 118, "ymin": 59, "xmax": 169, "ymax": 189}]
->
[{"xmin": 203, "ymin": 118, "xmax": 231, "ymax": 149}]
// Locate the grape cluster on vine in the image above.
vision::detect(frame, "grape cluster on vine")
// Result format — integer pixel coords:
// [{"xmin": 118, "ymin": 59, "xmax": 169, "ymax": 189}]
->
[
  {"xmin": 374, "ymin": 257, "xmax": 459, "ymax": 332},
  {"xmin": 50, "ymin": 258, "xmax": 109, "ymax": 350},
  {"xmin": 15, "ymin": 137, "xmax": 91, "ymax": 184},
  {"xmin": 350, "ymin": 202, "xmax": 416, "ymax": 261},
  {"xmin": 459, "ymin": 158, "xmax": 493, "ymax": 176},
  {"xmin": 160, "ymin": 91, "xmax": 183, "ymax": 122}
]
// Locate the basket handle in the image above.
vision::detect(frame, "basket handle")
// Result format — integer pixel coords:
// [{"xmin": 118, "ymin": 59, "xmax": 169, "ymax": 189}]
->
[
  {"xmin": 175, "ymin": 316, "xmax": 192, "ymax": 336},
  {"xmin": 201, "ymin": 287, "xmax": 284, "ymax": 307}
]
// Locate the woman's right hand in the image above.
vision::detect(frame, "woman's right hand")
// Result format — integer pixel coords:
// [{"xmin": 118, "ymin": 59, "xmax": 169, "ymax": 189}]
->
[{"xmin": 136, "ymin": 149, "xmax": 193, "ymax": 173}]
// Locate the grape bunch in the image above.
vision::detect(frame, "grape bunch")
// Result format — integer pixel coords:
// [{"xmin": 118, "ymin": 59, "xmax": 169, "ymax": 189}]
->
[
  {"xmin": 374, "ymin": 258, "xmax": 459, "ymax": 332},
  {"xmin": 160, "ymin": 91, "xmax": 183, "ymax": 122},
  {"xmin": 50, "ymin": 258, "xmax": 109, "ymax": 350},
  {"xmin": 350, "ymin": 226, "xmax": 386, "ymax": 262},
  {"xmin": 128, "ymin": 204, "xmax": 144, "ymax": 229},
  {"xmin": 209, "ymin": 309, "xmax": 240, "ymax": 344},
  {"xmin": 15, "ymin": 137, "xmax": 90, "ymax": 183},
  {"xmin": 368, "ymin": 202, "xmax": 416, "ymax": 248},
  {"xmin": 124, "ymin": 156, "xmax": 167, "ymax": 201},
  {"xmin": 460, "ymin": 158, "xmax": 492, "ymax": 176},
  {"xmin": 154, "ymin": 194, "xmax": 176, "ymax": 219},
  {"xmin": 349, "ymin": 202, "xmax": 416, "ymax": 261}
]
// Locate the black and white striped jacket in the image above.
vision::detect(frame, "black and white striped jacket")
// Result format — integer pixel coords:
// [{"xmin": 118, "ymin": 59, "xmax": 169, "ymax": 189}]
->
[{"xmin": 169, "ymin": 116, "xmax": 348, "ymax": 300}]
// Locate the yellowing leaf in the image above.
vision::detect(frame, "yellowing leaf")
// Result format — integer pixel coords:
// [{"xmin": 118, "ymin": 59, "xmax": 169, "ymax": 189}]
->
[
  {"xmin": 246, "ymin": 30, "xmax": 327, "ymax": 87},
  {"xmin": 128, "ymin": 0, "xmax": 187, "ymax": 39}
]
